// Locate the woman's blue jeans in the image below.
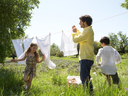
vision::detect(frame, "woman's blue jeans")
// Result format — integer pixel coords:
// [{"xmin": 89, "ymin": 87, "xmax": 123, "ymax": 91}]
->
[{"xmin": 80, "ymin": 59, "xmax": 93, "ymax": 91}]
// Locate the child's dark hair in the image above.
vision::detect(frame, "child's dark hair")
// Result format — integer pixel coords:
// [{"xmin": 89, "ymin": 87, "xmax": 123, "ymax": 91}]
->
[
  {"xmin": 100, "ymin": 36, "xmax": 110, "ymax": 45},
  {"xmin": 79, "ymin": 15, "xmax": 92, "ymax": 26},
  {"xmin": 26, "ymin": 43, "xmax": 39, "ymax": 61}
]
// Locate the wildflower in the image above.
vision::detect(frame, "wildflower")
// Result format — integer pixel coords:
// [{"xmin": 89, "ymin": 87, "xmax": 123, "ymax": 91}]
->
[{"xmin": 93, "ymin": 72, "xmax": 97, "ymax": 76}]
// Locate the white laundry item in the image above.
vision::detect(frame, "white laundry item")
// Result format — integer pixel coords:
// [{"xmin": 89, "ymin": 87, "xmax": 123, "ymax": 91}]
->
[
  {"xmin": 12, "ymin": 39, "xmax": 25, "ymax": 64},
  {"xmin": 18, "ymin": 38, "xmax": 33, "ymax": 64},
  {"xmin": 23, "ymin": 38, "xmax": 34, "ymax": 51},
  {"xmin": 36, "ymin": 35, "xmax": 56, "ymax": 69},
  {"xmin": 60, "ymin": 30, "xmax": 78, "ymax": 56},
  {"xmin": 67, "ymin": 76, "xmax": 82, "ymax": 85}
]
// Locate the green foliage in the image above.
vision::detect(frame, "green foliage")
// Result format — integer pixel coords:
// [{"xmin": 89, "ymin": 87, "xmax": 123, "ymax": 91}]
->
[
  {"xmin": 56, "ymin": 51, "xmax": 64, "ymax": 57},
  {"xmin": 0, "ymin": 0, "xmax": 40, "ymax": 63},
  {"xmin": 93, "ymin": 41, "xmax": 102, "ymax": 54},
  {"xmin": 125, "ymin": 45, "xmax": 128, "ymax": 50},
  {"xmin": 38, "ymin": 49, "xmax": 43, "ymax": 56},
  {"xmin": 117, "ymin": 32, "xmax": 128, "ymax": 53},
  {"xmin": 109, "ymin": 32, "xmax": 128, "ymax": 53},
  {"xmin": 0, "ymin": 43, "xmax": 6, "ymax": 64},
  {"xmin": 0, "ymin": 66, "xmax": 24, "ymax": 95},
  {"xmin": 50, "ymin": 43, "xmax": 60, "ymax": 56},
  {"xmin": 1, "ymin": 56, "xmax": 128, "ymax": 95},
  {"xmin": 125, "ymin": 45, "xmax": 128, "ymax": 53},
  {"xmin": 121, "ymin": 0, "xmax": 128, "ymax": 9},
  {"xmin": 51, "ymin": 72, "xmax": 64, "ymax": 86},
  {"xmin": 108, "ymin": 33, "xmax": 119, "ymax": 48}
]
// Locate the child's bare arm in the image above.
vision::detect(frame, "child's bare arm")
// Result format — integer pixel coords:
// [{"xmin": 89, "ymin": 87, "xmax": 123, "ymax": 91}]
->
[
  {"xmin": 11, "ymin": 53, "xmax": 27, "ymax": 62},
  {"xmin": 36, "ymin": 54, "xmax": 45, "ymax": 63}
]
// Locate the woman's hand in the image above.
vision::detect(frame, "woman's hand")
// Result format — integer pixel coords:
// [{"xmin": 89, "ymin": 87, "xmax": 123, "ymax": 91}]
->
[{"xmin": 11, "ymin": 59, "xmax": 17, "ymax": 62}]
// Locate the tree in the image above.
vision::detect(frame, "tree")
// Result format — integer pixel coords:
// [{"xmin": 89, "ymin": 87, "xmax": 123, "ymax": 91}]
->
[
  {"xmin": 121, "ymin": 0, "xmax": 128, "ymax": 9},
  {"xmin": 0, "ymin": 0, "xmax": 40, "ymax": 63},
  {"xmin": 125, "ymin": 45, "xmax": 128, "ymax": 50},
  {"xmin": 109, "ymin": 32, "xmax": 128, "ymax": 53},
  {"xmin": 50, "ymin": 43, "xmax": 60, "ymax": 56},
  {"xmin": 108, "ymin": 33, "xmax": 119, "ymax": 49},
  {"xmin": 93, "ymin": 41, "xmax": 102, "ymax": 55},
  {"xmin": 125, "ymin": 45, "xmax": 128, "ymax": 53},
  {"xmin": 56, "ymin": 51, "xmax": 64, "ymax": 57},
  {"xmin": 117, "ymin": 31, "xmax": 128, "ymax": 53}
]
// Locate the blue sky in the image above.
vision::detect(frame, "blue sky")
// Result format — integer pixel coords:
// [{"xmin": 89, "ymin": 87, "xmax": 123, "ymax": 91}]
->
[{"xmin": 25, "ymin": 0, "xmax": 128, "ymax": 46}]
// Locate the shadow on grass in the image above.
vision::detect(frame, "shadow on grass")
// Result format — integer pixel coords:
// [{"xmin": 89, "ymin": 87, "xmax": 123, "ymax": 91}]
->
[{"xmin": 0, "ymin": 67, "xmax": 24, "ymax": 96}]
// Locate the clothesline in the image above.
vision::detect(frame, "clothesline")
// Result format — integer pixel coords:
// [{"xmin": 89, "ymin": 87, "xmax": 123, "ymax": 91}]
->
[
  {"xmin": 36, "ymin": 11, "xmax": 128, "ymax": 38},
  {"xmin": 12, "ymin": 37, "xmax": 56, "ymax": 69},
  {"xmin": 93, "ymin": 11, "xmax": 128, "ymax": 24},
  {"xmin": 2, "ymin": 11, "xmax": 128, "ymax": 41},
  {"xmin": 12, "ymin": 30, "xmax": 79, "ymax": 69},
  {"xmin": 12, "ymin": 31, "xmax": 78, "ymax": 65},
  {"xmin": 37, "ymin": 31, "xmax": 62, "ymax": 38}
]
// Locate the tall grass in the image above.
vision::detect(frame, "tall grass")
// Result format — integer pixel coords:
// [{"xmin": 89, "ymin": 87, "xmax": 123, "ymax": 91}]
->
[{"xmin": 0, "ymin": 55, "xmax": 128, "ymax": 96}]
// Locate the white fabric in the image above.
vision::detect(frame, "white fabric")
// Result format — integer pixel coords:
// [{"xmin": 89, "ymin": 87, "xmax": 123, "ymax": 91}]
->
[
  {"xmin": 60, "ymin": 30, "xmax": 78, "ymax": 56},
  {"xmin": 18, "ymin": 38, "xmax": 33, "ymax": 64},
  {"xmin": 12, "ymin": 39, "xmax": 24, "ymax": 64},
  {"xmin": 12, "ymin": 38, "xmax": 33, "ymax": 64},
  {"xmin": 23, "ymin": 38, "xmax": 33, "ymax": 51},
  {"xmin": 36, "ymin": 35, "xmax": 56, "ymax": 69},
  {"xmin": 96, "ymin": 46, "xmax": 121, "ymax": 75},
  {"xmin": 67, "ymin": 76, "xmax": 82, "ymax": 85}
]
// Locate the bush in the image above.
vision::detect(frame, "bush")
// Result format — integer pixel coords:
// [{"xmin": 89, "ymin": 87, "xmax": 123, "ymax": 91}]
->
[
  {"xmin": 50, "ymin": 43, "xmax": 60, "ymax": 56},
  {"xmin": 56, "ymin": 51, "xmax": 64, "ymax": 57},
  {"xmin": 93, "ymin": 41, "xmax": 102, "ymax": 55}
]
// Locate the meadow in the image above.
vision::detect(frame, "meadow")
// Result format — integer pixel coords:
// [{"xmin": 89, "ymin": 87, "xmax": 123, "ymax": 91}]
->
[{"xmin": 0, "ymin": 54, "xmax": 128, "ymax": 96}]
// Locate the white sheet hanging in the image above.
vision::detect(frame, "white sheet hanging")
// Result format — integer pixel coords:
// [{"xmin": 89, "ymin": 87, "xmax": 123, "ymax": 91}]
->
[
  {"xmin": 23, "ymin": 38, "xmax": 34, "ymax": 51},
  {"xmin": 18, "ymin": 38, "xmax": 33, "ymax": 64},
  {"xmin": 60, "ymin": 30, "xmax": 78, "ymax": 56},
  {"xmin": 12, "ymin": 39, "xmax": 25, "ymax": 64},
  {"xmin": 36, "ymin": 34, "xmax": 56, "ymax": 69},
  {"xmin": 12, "ymin": 38, "xmax": 33, "ymax": 64}
]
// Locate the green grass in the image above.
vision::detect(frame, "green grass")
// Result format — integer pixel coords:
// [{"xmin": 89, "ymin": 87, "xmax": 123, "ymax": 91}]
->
[{"xmin": 0, "ymin": 54, "xmax": 128, "ymax": 96}]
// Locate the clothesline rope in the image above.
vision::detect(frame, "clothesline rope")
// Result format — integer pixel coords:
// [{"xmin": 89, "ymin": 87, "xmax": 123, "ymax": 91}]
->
[
  {"xmin": 37, "ymin": 11, "xmax": 128, "ymax": 37},
  {"xmin": 37, "ymin": 31, "xmax": 62, "ymax": 38},
  {"xmin": 2, "ymin": 11, "xmax": 128, "ymax": 41},
  {"xmin": 93, "ymin": 11, "xmax": 128, "ymax": 23}
]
